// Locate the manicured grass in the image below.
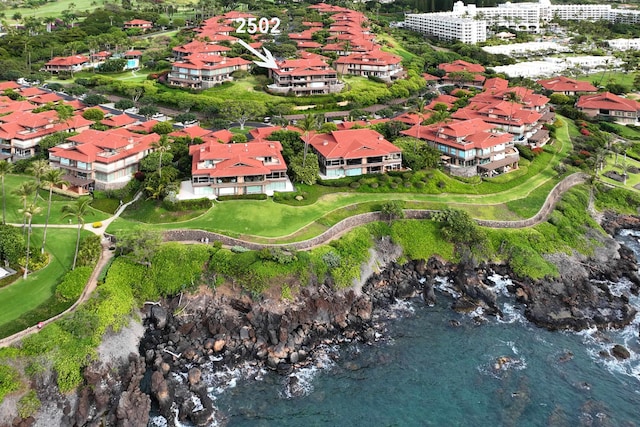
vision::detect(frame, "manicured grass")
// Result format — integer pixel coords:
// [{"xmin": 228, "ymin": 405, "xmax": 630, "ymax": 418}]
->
[
  {"xmin": 201, "ymin": 77, "xmax": 285, "ymax": 104},
  {"xmin": 5, "ymin": 0, "xmax": 96, "ymax": 23},
  {"xmin": 341, "ymin": 75, "xmax": 388, "ymax": 93},
  {"xmin": 606, "ymin": 123, "xmax": 640, "ymax": 141},
  {"xmin": 0, "ymin": 228, "xmax": 82, "ymax": 332},
  {"xmin": 598, "ymin": 153, "xmax": 640, "ymax": 191},
  {"xmin": 118, "ymin": 198, "xmax": 208, "ymax": 223},
  {"xmin": 2, "ymin": 175, "xmax": 110, "ymax": 225},
  {"xmin": 228, "ymin": 126, "xmax": 255, "ymax": 134},
  {"xmin": 577, "ymin": 71, "xmax": 636, "ymax": 90},
  {"xmin": 376, "ymin": 33, "xmax": 418, "ymax": 62}
]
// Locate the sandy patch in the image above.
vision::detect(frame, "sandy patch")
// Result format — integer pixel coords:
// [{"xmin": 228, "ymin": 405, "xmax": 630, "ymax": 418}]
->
[{"xmin": 97, "ymin": 312, "xmax": 145, "ymax": 365}]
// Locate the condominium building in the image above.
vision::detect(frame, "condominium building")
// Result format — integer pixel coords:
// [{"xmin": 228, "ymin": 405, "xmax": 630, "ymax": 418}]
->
[
  {"xmin": 168, "ymin": 54, "xmax": 251, "ymax": 90},
  {"xmin": 267, "ymin": 58, "xmax": 344, "ymax": 96},
  {"xmin": 404, "ymin": 0, "xmax": 640, "ymax": 44},
  {"xmin": 403, "ymin": 12, "xmax": 487, "ymax": 44}
]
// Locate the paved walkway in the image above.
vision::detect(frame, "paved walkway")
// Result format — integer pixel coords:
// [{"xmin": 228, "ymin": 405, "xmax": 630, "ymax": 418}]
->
[{"xmin": 0, "ymin": 193, "xmax": 141, "ymax": 348}]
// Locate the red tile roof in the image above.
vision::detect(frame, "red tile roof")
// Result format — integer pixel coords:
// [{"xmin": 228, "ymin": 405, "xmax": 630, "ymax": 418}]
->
[
  {"xmin": 309, "ymin": 129, "xmax": 400, "ymax": 160},
  {"xmin": 538, "ymin": 76, "xmax": 598, "ymax": 93},
  {"xmin": 0, "ymin": 81, "xmax": 21, "ymax": 91},
  {"xmin": 401, "ymin": 118, "xmax": 512, "ymax": 150},
  {"xmin": 576, "ymin": 92, "xmax": 640, "ymax": 112},
  {"xmin": 483, "ymin": 77, "xmax": 509, "ymax": 92},
  {"xmin": 190, "ymin": 140, "xmax": 286, "ymax": 178},
  {"xmin": 52, "ymin": 128, "xmax": 160, "ymax": 164},
  {"xmin": 335, "ymin": 50, "xmax": 402, "ymax": 67},
  {"xmin": 438, "ymin": 60, "xmax": 485, "ymax": 73},
  {"xmin": 169, "ymin": 125, "xmax": 212, "ymax": 139},
  {"xmin": 100, "ymin": 114, "xmax": 137, "ymax": 128},
  {"xmin": 29, "ymin": 93, "xmax": 63, "ymax": 105},
  {"xmin": 45, "ymin": 55, "xmax": 89, "ymax": 67}
]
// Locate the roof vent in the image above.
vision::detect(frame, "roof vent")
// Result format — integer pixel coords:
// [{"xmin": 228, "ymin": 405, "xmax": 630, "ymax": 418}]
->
[{"xmin": 322, "ymin": 140, "xmax": 328, "ymax": 145}]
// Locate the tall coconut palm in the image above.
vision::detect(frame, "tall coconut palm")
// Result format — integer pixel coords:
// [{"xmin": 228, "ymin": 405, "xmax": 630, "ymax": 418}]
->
[
  {"xmin": 504, "ymin": 90, "xmax": 522, "ymax": 133},
  {"xmin": 27, "ymin": 159, "xmax": 51, "ymax": 204},
  {"xmin": 41, "ymin": 169, "xmax": 69, "ymax": 253},
  {"xmin": 13, "ymin": 181, "xmax": 37, "ymax": 230},
  {"xmin": 20, "ymin": 203, "xmax": 42, "ymax": 279},
  {"xmin": 151, "ymin": 135, "xmax": 171, "ymax": 179},
  {"xmin": 298, "ymin": 113, "xmax": 320, "ymax": 167},
  {"xmin": 61, "ymin": 198, "xmax": 93, "ymax": 270},
  {"xmin": 0, "ymin": 160, "xmax": 13, "ymax": 225},
  {"xmin": 412, "ymin": 98, "xmax": 428, "ymax": 149}
]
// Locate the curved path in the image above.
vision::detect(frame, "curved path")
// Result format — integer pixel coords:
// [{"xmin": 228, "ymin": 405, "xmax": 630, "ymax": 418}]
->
[
  {"xmin": 0, "ymin": 173, "xmax": 590, "ymax": 347},
  {"xmin": 0, "ymin": 194, "xmax": 141, "ymax": 348}
]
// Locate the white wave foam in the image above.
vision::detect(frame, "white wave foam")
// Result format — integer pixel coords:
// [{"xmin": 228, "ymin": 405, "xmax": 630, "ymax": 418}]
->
[
  {"xmin": 497, "ymin": 303, "xmax": 526, "ymax": 324},
  {"xmin": 435, "ymin": 276, "xmax": 461, "ymax": 299},
  {"xmin": 281, "ymin": 344, "xmax": 337, "ymax": 399},
  {"xmin": 487, "ymin": 273, "xmax": 513, "ymax": 297},
  {"xmin": 619, "ymin": 229, "xmax": 640, "ymax": 238}
]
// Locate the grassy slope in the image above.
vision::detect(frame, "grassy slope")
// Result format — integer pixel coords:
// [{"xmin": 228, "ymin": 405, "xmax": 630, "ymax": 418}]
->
[
  {"xmin": 2, "ymin": 175, "xmax": 109, "ymax": 225},
  {"xmin": 0, "ymin": 228, "xmax": 81, "ymax": 328}
]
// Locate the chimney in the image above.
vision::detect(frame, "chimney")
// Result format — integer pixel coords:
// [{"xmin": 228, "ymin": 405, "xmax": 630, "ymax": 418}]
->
[{"xmin": 322, "ymin": 140, "xmax": 328, "ymax": 145}]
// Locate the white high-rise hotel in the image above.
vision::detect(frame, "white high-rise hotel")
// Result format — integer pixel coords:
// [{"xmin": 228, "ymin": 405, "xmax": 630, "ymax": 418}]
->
[{"xmin": 404, "ymin": 0, "xmax": 640, "ymax": 44}]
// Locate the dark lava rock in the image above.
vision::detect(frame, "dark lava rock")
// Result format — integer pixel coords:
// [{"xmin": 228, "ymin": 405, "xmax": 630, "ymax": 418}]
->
[{"xmin": 611, "ymin": 344, "xmax": 631, "ymax": 360}]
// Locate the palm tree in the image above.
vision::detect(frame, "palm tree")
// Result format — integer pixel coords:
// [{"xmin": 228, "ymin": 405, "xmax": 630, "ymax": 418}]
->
[
  {"xmin": 43, "ymin": 16, "xmax": 56, "ymax": 33},
  {"xmin": 151, "ymin": 135, "xmax": 171, "ymax": 179},
  {"xmin": 504, "ymin": 91, "xmax": 522, "ymax": 133},
  {"xmin": 41, "ymin": 169, "xmax": 69, "ymax": 253},
  {"xmin": 0, "ymin": 160, "xmax": 13, "ymax": 225},
  {"xmin": 62, "ymin": 198, "xmax": 93, "ymax": 270},
  {"xmin": 13, "ymin": 181, "xmax": 37, "ymax": 230},
  {"xmin": 20, "ymin": 203, "xmax": 42, "ymax": 279},
  {"xmin": 27, "ymin": 159, "xmax": 51, "ymax": 204},
  {"xmin": 298, "ymin": 113, "xmax": 320, "ymax": 168},
  {"xmin": 412, "ymin": 98, "xmax": 428, "ymax": 149}
]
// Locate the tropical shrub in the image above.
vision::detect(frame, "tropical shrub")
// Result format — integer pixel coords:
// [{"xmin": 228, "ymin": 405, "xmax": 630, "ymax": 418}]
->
[{"xmin": 56, "ymin": 267, "xmax": 92, "ymax": 302}]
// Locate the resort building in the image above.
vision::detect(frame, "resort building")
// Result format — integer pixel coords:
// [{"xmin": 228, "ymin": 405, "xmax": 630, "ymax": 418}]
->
[
  {"xmin": 168, "ymin": 54, "xmax": 251, "ymax": 89},
  {"xmin": 0, "ymin": 110, "xmax": 92, "ymax": 161},
  {"xmin": 123, "ymin": 19, "xmax": 153, "ymax": 31},
  {"xmin": 537, "ymin": 76, "xmax": 598, "ymax": 95},
  {"xmin": 606, "ymin": 38, "xmax": 640, "ymax": 51},
  {"xmin": 43, "ymin": 55, "xmax": 91, "ymax": 74},
  {"xmin": 401, "ymin": 118, "xmax": 518, "ymax": 177},
  {"xmin": 576, "ymin": 92, "xmax": 640, "ymax": 124},
  {"xmin": 189, "ymin": 140, "xmax": 290, "ymax": 197},
  {"xmin": 48, "ymin": 128, "xmax": 161, "ymax": 192},
  {"xmin": 268, "ymin": 58, "xmax": 344, "ymax": 96},
  {"xmin": 334, "ymin": 50, "xmax": 405, "ymax": 82},
  {"xmin": 308, "ymin": 128, "xmax": 402, "ymax": 178}
]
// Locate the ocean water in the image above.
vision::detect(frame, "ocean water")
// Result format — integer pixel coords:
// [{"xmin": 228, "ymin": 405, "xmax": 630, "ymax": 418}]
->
[{"xmin": 158, "ymin": 232, "xmax": 640, "ymax": 426}]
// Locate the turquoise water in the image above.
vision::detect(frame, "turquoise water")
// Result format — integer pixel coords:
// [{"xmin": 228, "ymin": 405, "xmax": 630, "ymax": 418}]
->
[{"xmin": 183, "ymin": 232, "xmax": 640, "ymax": 426}]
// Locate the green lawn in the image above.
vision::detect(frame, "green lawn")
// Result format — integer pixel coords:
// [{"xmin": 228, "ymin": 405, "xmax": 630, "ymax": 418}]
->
[
  {"xmin": 607, "ymin": 123, "xmax": 640, "ymax": 141},
  {"xmin": 0, "ymin": 228, "xmax": 81, "ymax": 328},
  {"xmin": 2, "ymin": 175, "xmax": 110, "ymax": 225},
  {"xmin": 200, "ymin": 77, "xmax": 284, "ymax": 104},
  {"xmin": 341, "ymin": 75, "xmax": 388, "ymax": 92},
  {"xmin": 376, "ymin": 33, "xmax": 418, "ymax": 62},
  {"xmin": 598, "ymin": 153, "xmax": 640, "ymax": 190},
  {"xmin": 577, "ymin": 71, "xmax": 636, "ymax": 90},
  {"xmin": 4, "ymin": 0, "xmax": 97, "ymax": 23}
]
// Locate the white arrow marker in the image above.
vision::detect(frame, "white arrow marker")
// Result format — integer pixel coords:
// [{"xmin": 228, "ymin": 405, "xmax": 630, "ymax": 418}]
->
[{"xmin": 237, "ymin": 39, "xmax": 279, "ymax": 70}]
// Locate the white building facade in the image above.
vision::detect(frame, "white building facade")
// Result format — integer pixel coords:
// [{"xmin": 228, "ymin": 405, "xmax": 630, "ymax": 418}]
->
[{"xmin": 404, "ymin": 0, "xmax": 640, "ymax": 44}]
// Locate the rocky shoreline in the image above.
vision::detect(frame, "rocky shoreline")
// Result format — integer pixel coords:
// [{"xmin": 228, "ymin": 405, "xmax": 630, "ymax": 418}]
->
[{"xmin": 14, "ymin": 214, "xmax": 640, "ymax": 426}]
